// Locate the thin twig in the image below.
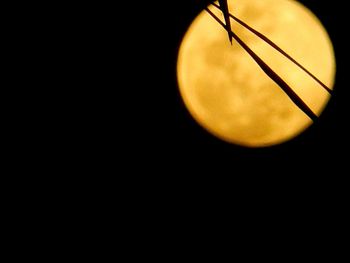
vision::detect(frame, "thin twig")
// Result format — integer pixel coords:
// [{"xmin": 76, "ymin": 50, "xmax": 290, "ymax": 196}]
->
[
  {"xmin": 211, "ymin": 1, "xmax": 332, "ymax": 94},
  {"xmin": 205, "ymin": 7, "xmax": 318, "ymax": 121},
  {"xmin": 218, "ymin": 0, "xmax": 232, "ymax": 44}
]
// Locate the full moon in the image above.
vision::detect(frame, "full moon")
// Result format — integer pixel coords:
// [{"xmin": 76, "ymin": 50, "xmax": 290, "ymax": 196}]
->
[{"xmin": 177, "ymin": 0, "xmax": 336, "ymax": 147}]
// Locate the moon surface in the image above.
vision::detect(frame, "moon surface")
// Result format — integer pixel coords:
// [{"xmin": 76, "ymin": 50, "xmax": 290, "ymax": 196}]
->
[{"xmin": 177, "ymin": 0, "xmax": 335, "ymax": 147}]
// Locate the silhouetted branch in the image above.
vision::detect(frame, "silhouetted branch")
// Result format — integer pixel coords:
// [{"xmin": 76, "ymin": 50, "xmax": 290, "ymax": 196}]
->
[
  {"xmin": 205, "ymin": 7, "xmax": 318, "ymax": 121},
  {"xmin": 211, "ymin": 2, "xmax": 332, "ymax": 94},
  {"xmin": 218, "ymin": 0, "xmax": 232, "ymax": 44}
]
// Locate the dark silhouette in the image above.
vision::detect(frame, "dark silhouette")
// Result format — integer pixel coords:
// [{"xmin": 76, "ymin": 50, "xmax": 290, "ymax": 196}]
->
[
  {"xmin": 211, "ymin": 2, "xmax": 332, "ymax": 94},
  {"xmin": 218, "ymin": 0, "xmax": 232, "ymax": 44},
  {"xmin": 204, "ymin": 1, "xmax": 333, "ymax": 121},
  {"xmin": 205, "ymin": 6, "xmax": 318, "ymax": 121}
]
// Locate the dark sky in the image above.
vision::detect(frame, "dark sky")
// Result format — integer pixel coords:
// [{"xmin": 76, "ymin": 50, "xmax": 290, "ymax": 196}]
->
[
  {"xmin": 14, "ymin": 1, "xmax": 347, "ymax": 244},
  {"xmin": 131, "ymin": 0, "xmax": 348, "ymax": 177},
  {"xmin": 61, "ymin": 1, "xmax": 349, "ymax": 240}
]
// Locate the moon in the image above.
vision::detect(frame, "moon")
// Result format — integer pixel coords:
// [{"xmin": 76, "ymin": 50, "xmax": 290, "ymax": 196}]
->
[{"xmin": 177, "ymin": 0, "xmax": 336, "ymax": 147}]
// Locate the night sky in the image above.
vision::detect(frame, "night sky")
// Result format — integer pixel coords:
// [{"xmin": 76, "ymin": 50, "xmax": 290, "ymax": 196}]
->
[
  {"xmin": 50, "ymin": 1, "xmax": 349, "ymax": 246},
  {"xmin": 13, "ymin": 1, "xmax": 348, "ymax": 248},
  {"xmin": 145, "ymin": 1, "xmax": 348, "ymax": 166},
  {"xmin": 131, "ymin": 1, "xmax": 348, "ymax": 177}
]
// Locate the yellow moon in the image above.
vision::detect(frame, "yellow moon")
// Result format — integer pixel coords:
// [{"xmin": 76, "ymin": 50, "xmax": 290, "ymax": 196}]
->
[{"xmin": 177, "ymin": 0, "xmax": 335, "ymax": 147}]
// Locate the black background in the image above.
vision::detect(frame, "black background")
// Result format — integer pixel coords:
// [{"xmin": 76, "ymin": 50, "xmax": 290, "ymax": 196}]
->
[
  {"xmin": 130, "ymin": 0, "xmax": 348, "ymax": 176},
  {"xmin": 48, "ymin": 0, "xmax": 349, "ymax": 194},
  {"xmin": 116, "ymin": 0, "xmax": 349, "ymax": 244},
  {"xmin": 6, "ymin": 1, "xmax": 348, "ymax": 251}
]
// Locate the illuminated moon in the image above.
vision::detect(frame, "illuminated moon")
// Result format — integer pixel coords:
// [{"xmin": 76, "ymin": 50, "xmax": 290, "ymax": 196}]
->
[{"xmin": 177, "ymin": 0, "xmax": 336, "ymax": 147}]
